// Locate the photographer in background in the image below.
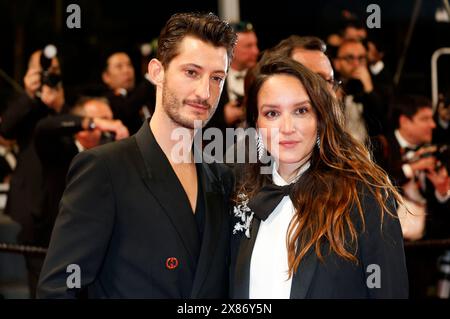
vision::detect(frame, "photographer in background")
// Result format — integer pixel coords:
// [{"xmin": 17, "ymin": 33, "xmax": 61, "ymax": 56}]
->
[
  {"xmin": 0, "ymin": 48, "xmax": 65, "ymax": 297},
  {"xmin": 30, "ymin": 96, "xmax": 128, "ymax": 297},
  {"xmin": 206, "ymin": 21, "xmax": 259, "ymax": 133},
  {"xmin": 102, "ymin": 51, "xmax": 155, "ymax": 135},
  {"xmin": 381, "ymin": 95, "xmax": 449, "ymax": 241}
]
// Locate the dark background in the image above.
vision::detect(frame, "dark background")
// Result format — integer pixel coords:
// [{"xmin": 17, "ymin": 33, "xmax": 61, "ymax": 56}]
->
[{"xmin": 1, "ymin": 0, "xmax": 449, "ymax": 107}]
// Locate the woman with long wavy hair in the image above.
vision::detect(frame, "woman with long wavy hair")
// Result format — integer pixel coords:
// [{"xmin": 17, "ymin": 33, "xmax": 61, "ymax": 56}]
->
[{"xmin": 230, "ymin": 56, "xmax": 408, "ymax": 298}]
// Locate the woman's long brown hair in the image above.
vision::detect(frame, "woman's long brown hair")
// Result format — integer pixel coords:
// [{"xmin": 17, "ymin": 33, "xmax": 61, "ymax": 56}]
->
[{"xmin": 239, "ymin": 57, "xmax": 401, "ymax": 277}]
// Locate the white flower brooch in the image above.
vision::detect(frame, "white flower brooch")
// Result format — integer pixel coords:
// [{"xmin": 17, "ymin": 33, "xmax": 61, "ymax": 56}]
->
[{"xmin": 233, "ymin": 193, "xmax": 254, "ymax": 239}]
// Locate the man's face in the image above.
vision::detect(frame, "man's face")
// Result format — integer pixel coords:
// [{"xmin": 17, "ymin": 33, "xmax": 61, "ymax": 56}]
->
[
  {"xmin": 232, "ymin": 31, "xmax": 259, "ymax": 70},
  {"xmin": 334, "ymin": 42, "xmax": 367, "ymax": 79},
  {"xmin": 401, "ymin": 107, "xmax": 436, "ymax": 144},
  {"xmin": 291, "ymin": 49, "xmax": 335, "ymax": 93},
  {"xmin": 76, "ymin": 100, "xmax": 114, "ymax": 149},
  {"xmin": 161, "ymin": 36, "xmax": 228, "ymax": 129},
  {"xmin": 103, "ymin": 53, "xmax": 135, "ymax": 91}
]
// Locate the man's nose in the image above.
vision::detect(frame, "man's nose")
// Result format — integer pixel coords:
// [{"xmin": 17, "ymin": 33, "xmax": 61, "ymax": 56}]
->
[{"xmin": 194, "ymin": 76, "xmax": 210, "ymax": 101}]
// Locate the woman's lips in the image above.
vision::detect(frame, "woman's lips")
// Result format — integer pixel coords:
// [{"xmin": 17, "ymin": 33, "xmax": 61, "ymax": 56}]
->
[{"xmin": 279, "ymin": 140, "xmax": 300, "ymax": 148}]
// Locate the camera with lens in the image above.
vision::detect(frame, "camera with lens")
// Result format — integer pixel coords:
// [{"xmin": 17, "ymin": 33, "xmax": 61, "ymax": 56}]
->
[
  {"xmin": 404, "ymin": 143, "xmax": 450, "ymax": 172},
  {"xmin": 99, "ymin": 131, "xmax": 116, "ymax": 145},
  {"xmin": 39, "ymin": 44, "xmax": 62, "ymax": 89}
]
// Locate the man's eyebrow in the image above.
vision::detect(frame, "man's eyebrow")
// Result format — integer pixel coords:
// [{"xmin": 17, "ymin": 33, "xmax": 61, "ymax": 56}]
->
[{"xmin": 181, "ymin": 63, "xmax": 226, "ymax": 75}]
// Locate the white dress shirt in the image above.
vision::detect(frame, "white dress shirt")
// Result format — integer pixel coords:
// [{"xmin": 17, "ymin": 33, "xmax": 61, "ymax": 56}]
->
[{"xmin": 249, "ymin": 161, "xmax": 310, "ymax": 299}]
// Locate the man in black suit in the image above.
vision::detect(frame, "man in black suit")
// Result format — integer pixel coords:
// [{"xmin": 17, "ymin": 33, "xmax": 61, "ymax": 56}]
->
[
  {"xmin": 382, "ymin": 95, "xmax": 449, "ymax": 240},
  {"xmin": 206, "ymin": 21, "xmax": 259, "ymax": 134},
  {"xmin": 102, "ymin": 51, "xmax": 156, "ymax": 135},
  {"xmin": 30, "ymin": 97, "xmax": 128, "ymax": 298},
  {"xmin": 37, "ymin": 12, "xmax": 237, "ymax": 299},
  {"xmin": 34, "ymin": 97, "xmax": 129, "ymax": 248},
  {"xmin": 333, "ymin": 39, "xmax": 385, "ymax": 144},
  {"xmin": 0, "ymin": 50, "xmax": 64, "ymax": 297},
  {"xmin": 0, "ymin": 50, "xmax": 64, "ymax": 244},
  {"xmin": 381, "ymin": 95, "xmax": 449, "ymax": 298}
]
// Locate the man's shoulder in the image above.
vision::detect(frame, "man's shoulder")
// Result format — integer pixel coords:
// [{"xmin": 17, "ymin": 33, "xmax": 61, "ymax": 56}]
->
[{"xmin": 75, "ymin": 136, "xmax": 138, "ymax": 165}]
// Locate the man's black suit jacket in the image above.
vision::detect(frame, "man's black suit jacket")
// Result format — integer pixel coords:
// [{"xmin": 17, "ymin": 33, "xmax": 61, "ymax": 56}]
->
[
  {"xmin": 37, "ymin": 121, "xmax": 234, "ymax": 298},
  {"xmin": 0, "ymin": 94, "xmax": 53, "ymax": 243},
  {"xmin": 34, "ymin": 114, "xmax": 84, "ymax": 247},
  {"xmin": 382, "ymin": 133, "xmax": 450, "ymax": 239}
]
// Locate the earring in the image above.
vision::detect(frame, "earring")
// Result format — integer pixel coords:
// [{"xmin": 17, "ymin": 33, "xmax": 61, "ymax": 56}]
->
[
  {"xmin": 316, "ymin": 134, "xmax": 321, "ymax": 149},
  {"xmin": 256, "ymin": 131, "xmax": 265, "ymax": 161}
]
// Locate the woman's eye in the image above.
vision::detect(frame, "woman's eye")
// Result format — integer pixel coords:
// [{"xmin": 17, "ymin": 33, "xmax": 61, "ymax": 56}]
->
[
  {"xmin": 295, "ymin": 107, "xmax": 308, "ymax": 115},
  {"xmin": 265, "ymin": 111, "xmax": 279, "ymax": 118}
]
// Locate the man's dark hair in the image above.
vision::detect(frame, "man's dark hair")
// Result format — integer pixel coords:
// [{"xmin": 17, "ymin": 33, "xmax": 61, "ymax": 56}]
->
[
  {"xmin": 340, "ymin": 19, "xmax": 367, "ymax": 37},
  {"xmin": 101, "ymin": 50, "xmax": 132, "ymax": 73},
  {"xmin": 391, "ymin": 95, "xmax": 432, "ymax": 128},
  {"xmin": 157, "ymin": 12, "xmax": 237, "ymax": 68},
  {"xmin": 71, "ymin": 96, "xmax": 110, "ymax": 117},
  {"xmin": 268, "ymin": 35, "xmax": 327, "ymax": 59}
]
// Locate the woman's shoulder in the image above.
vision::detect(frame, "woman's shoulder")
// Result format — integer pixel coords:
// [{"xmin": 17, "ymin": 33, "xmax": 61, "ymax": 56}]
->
[{"xmin": 351, "ymin": 182, "xmax": 398, "ymax": 233}]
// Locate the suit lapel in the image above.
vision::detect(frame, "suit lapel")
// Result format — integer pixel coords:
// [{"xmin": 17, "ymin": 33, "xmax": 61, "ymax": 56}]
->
[
  {"xmin": 190, "ymin": 162, "xmax": 225, "ymax": 298},
  {"xmin": 233, "ymin": 217, "xmax": 260, "ymax": 298},
  {"xmin": 134, "ymin": 121, "xmax": 200, "ymax": 270}
]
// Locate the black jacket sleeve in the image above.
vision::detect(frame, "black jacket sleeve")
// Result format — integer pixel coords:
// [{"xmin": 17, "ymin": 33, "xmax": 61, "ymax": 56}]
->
[
  {"xmin": 357, "ymin": 188, "xmax": 409, "ymax": 298},
  {"xmin": 37, "ymin": 150, "xmax": 116, "ymax": 298}
]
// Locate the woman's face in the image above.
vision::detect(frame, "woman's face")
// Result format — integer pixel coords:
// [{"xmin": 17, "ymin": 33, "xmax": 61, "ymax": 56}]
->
[{"xmin": 256, "ymin": 74, "xmax": 318, "ymax": 168}]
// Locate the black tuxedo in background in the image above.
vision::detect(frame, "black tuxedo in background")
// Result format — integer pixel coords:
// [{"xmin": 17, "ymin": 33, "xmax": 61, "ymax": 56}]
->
[
  {"xmin": 382, "ymin": 133, "xmax": 450, "ymax": 239},
  {"xmin": 230, "ymin": 185, "xmax": 409, "ymax": 299},
  {"xmin": 37, "ymin": 121, "xmax": 234, "ymax": 298},
  {"xmin": 105, "ymin": 79, "xmax": 155, "ymax": 135},
  {"xmin": 0, "ymin": 93, "xmax": 52, "ymax": 243},
  {"xmin": 34, "ymin": 114, "xmax": 84, "ymax": 247},
  {"xmin": 433, "ymin": 113, "xmax": 449, "ymax": 145}
]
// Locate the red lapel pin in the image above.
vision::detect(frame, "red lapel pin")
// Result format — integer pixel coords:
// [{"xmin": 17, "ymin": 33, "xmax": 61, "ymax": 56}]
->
[{"xmin": 166, "ymin": 257, "xmax": 179, "ymax": 270}]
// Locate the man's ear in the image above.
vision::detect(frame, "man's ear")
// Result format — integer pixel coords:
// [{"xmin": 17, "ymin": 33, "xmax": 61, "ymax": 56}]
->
[
  {"xmin": 399, "ymin": 114, "xmax": 410, "ymax": 128},
  {"xmin": 102, "ymin": 71, "xmax": 110, "ymax": 86},
  {"xmin": 147, "ymin": 58, "xmax": 165, "ymax": 87}
]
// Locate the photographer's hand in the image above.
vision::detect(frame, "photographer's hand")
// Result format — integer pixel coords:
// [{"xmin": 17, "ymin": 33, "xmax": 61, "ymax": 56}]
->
[
  {"xmin": 409, "ymin": 156, "xmax": 436, "ymax": 174},
  {"xmin": 41, "ymin": 84, "xmax": 65, "ymax": 113},
  {"xmin": 23, "ymin": 67, "xmax": 42, "ymax": 98},
  {"xmin": 427, "ymin": 166, "xmax": 449, "ymax": 197},
  {"xmin": 352, "ymin": 66, "xmax": 373, "ymax": 93},
  {"xmin": 92, "ymin": 118, "xmax": 129, "ymax": 140}
]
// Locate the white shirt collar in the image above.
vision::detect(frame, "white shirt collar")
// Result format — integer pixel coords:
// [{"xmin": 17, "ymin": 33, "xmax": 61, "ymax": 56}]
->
[
  {"xmin": 395, "ymin": 129, "xmax": 417, "ymax": 149},
  {"xmin": 272, "ymin": 161, "xmax": 310, "ymax": 186},
  {"xmin": 227, "ymin": 68, "xmax": 247, "ymax": 99},
  {"xmin": 75, "ymin": 139, "xmax": 85, "ymax": 153},
  {"xmin": 370, "ymin": 61, "xmax": 384, "ymax": 75}
]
